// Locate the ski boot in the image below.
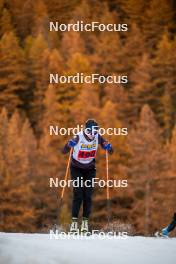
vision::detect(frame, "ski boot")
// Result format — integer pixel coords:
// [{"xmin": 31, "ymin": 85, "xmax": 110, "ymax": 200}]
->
[
  {"xmin": 70, "ymin": 218, "xmax": 79, "ymax": 234},
  {"xmin": 161, "ymin": 227, "xmax": 169, "ymax": 237},
  {"xmin": 155, "ymin": 227, "xmax": 169, "ymax": 238},
  {"xmin": 81, "ymin": 217, "xmax": 89, "ymax": 235}
]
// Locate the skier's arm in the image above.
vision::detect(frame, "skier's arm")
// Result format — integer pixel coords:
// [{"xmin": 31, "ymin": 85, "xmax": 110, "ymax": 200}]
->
[
  {"xmin": 62, "ymin": 135, "xmax": 79, "ymax": 154},
  {"xmin": 98, "ymin": 134, "xmax": 113, "ymax": 154}
]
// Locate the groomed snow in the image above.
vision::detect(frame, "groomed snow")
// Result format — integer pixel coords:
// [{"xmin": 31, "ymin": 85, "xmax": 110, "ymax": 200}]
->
[{"xmin": 0, "ymin": 232, "xmax": 176, "ymax": 264}]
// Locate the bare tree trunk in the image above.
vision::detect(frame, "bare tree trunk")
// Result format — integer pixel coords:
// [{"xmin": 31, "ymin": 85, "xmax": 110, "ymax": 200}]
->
[{"xmin": 145, "ymin": 179, "xmax": 150, "ymax": 235}]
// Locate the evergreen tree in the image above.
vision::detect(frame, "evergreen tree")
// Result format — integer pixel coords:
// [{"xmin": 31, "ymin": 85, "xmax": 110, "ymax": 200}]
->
[
  {"xmin": 26, "ymin": 34, "xmax": 48, "ymax": 128},
  {"xmin": 6, "ymin": 0, "xmax": 26, "ymax": 38},
  {"xmin": 89, "ymin": 3, "xmax": 125, "ymax": 75},
  {"xmin": 161, "ymin": 84, "xmax": 174, "ymax": 139},
  {"xmin": 61, "ymin": 31, "xmax": 85, "ymax": 60},
  {"xmin": 129, "ymin": 53, "xmax": 154, "ymax": 123},
  {"xmin": 92, "ymin": 31, "xmax": 123, "ymax": 75},
  {"xmin": 169, "ymin": 126, "xmax": 176, "ymax": 175},
  {"xmin": 35, "ymin": 48, "xmax": 63, "ymax": 130},
  {"xmin": 104, "ymin": 84, "xmax": 132, "ymax": 125},
  {"xmin": 72, "ymin": 0, "xmax": 91, "ymax": 22},
  {"xmin": 72, "ymin": 1, "xmax": 99, "ymax": 55},
  {"xmin": 123, "ymin": 23, "xmax": 145, "ymax": 75},
  {"xmin": 33, "ymin": 83, "xmax": 66, "ymax": 229},
  {"xmin": 6, "ymin": 110, "xmax": 22, "ymax": 175},
  {"xmin": 143, "ymin": 0, "xmax": 174, "ymax": 49},
  {"xmin": 0, "ymin": 0, "xmax": 4, "ymax": 10},
  {"xmin": 20, "ymin": 118, "xmax": 37, "ymax": 178},
  {"xmin": 0, "ymin": 107, "xmax": 8, "ymax": 178},
  {"xmin": 0, "ymin": 110, "xmax": 35, "ymax": 232},
  {"xmin": 67, "ymin": 52, "xmax": 91, "ymax": 74},
  {"xmin": 121, "ymin": 0, "xmax": 147, "ymax": 26},
  {"xmin": 44, "ymin": 0, "xmax": 80, "ymax": 22},
  {"xmin": 152, "ymin": 33, "xmax": 176, "ymax": 133},
  {"xmin": 71, "ymin": 83, "xmax": 100, "ymax": 124},
  {"xmin": 41, "ymin": 84, "xmax": 61, "ymax": 128},
  {"xmin": 33, "ymin": 0, "xmax": 49, "ymax": 38},
  {"xmin": 0, "ymin": 8, "xmax": 14, "ymax": 37},
  {"xmin": 126, "ymin": 105, "xmax": 169, "ymax": 234},
  {"xmin": 17, "ymin": 0, "xmax": 34, "ymax": 39},
  {"xmin": 0, "ymin": 31, "xmax": 27, "ymax": 113},
  {"xmin": 62, "ymin": 52, "xmax": 92, "ymax": 118}
]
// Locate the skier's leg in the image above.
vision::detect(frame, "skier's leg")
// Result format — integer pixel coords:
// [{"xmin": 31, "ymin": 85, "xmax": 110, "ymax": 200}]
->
[
  {"xmin": 166, "ymin": 212, "xmax": 176, "ymax": 233},
  {"xmin": 81, "ymin": 168, "xmax": 96, "ymax": 232},
  {"xmin": 83, "ymin": 168, "xmax": 96, "ymax": 218},
  {"xmin": 162, "ymin": 212, "xmax": 176, "ymax": 236},
  {"xmin": 71, "ymin": 166, "xmax": 84, "ymax": 218}
]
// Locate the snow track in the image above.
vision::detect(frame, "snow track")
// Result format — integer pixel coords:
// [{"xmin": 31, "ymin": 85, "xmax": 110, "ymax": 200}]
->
[{"xmin": 0, "ymin": 232, "xmax": 176, "ymax": 264}]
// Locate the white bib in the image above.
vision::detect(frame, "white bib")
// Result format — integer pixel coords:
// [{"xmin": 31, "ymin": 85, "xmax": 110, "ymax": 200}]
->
[{"xmin": 72, "ymin": 131, "xmax": 98, "ymax": 164}]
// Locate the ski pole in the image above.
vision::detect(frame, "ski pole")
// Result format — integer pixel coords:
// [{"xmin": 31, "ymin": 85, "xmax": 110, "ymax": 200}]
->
[
  {"xmin": 60, "ymin": 147, "xmax": 73, "ymax": 199},
  {"xmin": 56, "ymin": 148, "xmax": 73, "ymax": 226},
  {"xmin": 106, "ymin": 150, "xmax": 111, "ymax": 226}
]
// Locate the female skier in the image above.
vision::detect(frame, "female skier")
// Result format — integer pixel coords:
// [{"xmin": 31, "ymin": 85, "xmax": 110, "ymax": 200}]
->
[{"xmin": 62, "ymin": 119, "xmax": 113, "ymax": 233}]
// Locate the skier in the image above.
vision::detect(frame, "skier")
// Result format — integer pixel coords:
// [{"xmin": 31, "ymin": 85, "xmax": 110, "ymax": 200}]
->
[
  {"xmin": 62, "ymin": 119, "xmax": 113, "ymax": 234},
  {"xmin": 160, "ymin": 212, "xmax": 176, "ymax": 237}
]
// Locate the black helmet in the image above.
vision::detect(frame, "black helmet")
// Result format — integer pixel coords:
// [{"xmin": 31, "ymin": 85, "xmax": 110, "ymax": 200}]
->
[{"xmin": 85, "ymin": 119, "xmax": 99, "ymax": 135}]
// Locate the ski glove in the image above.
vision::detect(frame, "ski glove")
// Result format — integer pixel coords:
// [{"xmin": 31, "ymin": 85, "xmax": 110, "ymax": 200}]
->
[
  {"xmin": 102, "ymin": 143, "xmax": 112, "ymax": 151},
  {"xmin": 68, "ymin": 139, "xmax": 77, "ymax": 148}
]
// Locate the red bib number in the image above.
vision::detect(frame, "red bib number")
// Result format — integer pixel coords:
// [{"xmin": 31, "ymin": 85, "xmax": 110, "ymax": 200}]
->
[{"xmin": 78, "ymin": 150, "xmax": 96, "ymax": 159}]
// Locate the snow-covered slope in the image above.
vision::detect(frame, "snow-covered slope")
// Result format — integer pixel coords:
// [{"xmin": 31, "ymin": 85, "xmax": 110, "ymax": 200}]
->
[{"xmin": 0, "ymin": 232, "xmax": 176, "ymax": 264}]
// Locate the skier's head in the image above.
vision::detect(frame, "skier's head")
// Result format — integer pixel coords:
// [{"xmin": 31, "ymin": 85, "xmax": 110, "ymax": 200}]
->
[{"xmin": 84, "ymin": 119, "xmax": 99, "ymax": 139}]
